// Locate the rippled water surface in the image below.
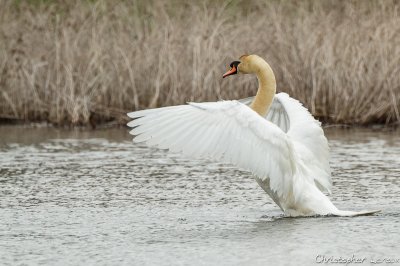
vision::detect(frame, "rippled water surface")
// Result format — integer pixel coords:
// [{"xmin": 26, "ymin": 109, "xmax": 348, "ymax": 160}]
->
[{"xmin": 0, "ymin": 126, "xmax": 399, "ymax": 266}]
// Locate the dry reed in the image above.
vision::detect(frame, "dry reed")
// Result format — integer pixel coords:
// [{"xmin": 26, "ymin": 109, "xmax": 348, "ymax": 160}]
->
[{"xmin": 0, "ymin": 0, "xmax": 399, "ymax": 126}]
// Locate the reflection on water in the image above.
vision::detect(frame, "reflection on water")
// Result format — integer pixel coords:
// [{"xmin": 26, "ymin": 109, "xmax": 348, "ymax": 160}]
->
[{"xmin": 0, "ymin": 126, "xmax": 399, "ymax": 265}]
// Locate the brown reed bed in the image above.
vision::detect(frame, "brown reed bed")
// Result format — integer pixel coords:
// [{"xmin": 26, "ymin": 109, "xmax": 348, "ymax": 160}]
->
[{"xmin": 0, "ymin": 0, "xmax": 399, "ymax": 127}]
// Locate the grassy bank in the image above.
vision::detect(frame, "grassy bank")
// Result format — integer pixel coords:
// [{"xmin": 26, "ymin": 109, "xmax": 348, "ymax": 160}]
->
[{"xmin": 1, "ymin": 0, "xmax": 399, "ymax": 126}]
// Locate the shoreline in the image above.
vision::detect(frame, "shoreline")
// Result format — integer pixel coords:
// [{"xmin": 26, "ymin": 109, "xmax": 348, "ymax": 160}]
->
[{"xmin": 0, "ymin": 119, "xmax": 398, "ymax": 131}]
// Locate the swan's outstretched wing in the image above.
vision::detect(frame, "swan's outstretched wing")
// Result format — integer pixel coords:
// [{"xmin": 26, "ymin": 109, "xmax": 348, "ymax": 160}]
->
[
  {"xmin": 128, "ymin": 101, "xmax": 296, "ymax": 198},
  {"xmin": 239, "ymin": 93, "xmax": 331, "ymax": 193},
  {"xmin": 238, "ymin": 95, "xmax": 290, "ymax": 133}
]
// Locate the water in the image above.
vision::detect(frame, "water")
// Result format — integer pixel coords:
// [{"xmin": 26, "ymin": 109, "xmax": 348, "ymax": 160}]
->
[{"xmin": 0, "ymin": 126, "xmax": 399, "ymax": 266}]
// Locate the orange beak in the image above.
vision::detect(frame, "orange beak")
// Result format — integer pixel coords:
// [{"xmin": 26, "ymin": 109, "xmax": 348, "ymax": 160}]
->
[{"xmin": 223, "ymin": 65, "xmax": 237, "ymax": 78}]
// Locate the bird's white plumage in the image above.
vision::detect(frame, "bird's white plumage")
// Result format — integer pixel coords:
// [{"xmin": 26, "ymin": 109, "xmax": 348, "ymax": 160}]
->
[
  {"xmin": 128, "ymin": 93, "xmax": 379, "ymax": 216},
  {"xmin": 239, "ymin": 93, "xmax": 332, "ymax": 194},
  {"xmin": 129, "ymin": 98, "xmax": 297, "ymax": 199}
]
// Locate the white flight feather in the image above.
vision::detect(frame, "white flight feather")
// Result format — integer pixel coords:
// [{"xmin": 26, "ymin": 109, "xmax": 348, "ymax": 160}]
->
[{"xmin": 128, "ymin": 99, "xmax": 297, "ymax": 198}]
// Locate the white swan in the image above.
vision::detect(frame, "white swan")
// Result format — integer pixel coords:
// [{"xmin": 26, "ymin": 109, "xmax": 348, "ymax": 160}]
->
[{"xmin": 127, "ymin": 54, "xmax": 379, "ymax": 217}]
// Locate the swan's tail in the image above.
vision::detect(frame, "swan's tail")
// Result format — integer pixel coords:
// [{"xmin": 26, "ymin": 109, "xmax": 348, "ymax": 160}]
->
[{"xmin": 332, "ymin": 209, "xmax": 381, "ymax": 217}]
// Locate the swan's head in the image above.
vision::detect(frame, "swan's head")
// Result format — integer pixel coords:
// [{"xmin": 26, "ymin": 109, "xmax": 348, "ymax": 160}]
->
[{"xmin": 223, "ymin": 54, "xmax": 262, "ymax": 78}]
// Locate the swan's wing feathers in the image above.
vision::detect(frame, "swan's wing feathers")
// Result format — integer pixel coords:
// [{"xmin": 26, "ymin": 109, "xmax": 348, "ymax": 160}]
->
[
  {"xmin": 128, "ymin": 101, "xmax": 295, "ymax": 197},
  {"xmin": 238, "ymin": 96, "xmax": 289, "ymax": 132},
  {"xmin": 238, "ymin": 94, "xmax": 332, "ymax": 193},
  {"xmin": 274, "ymin": 93, "xmax": 332, "ymax": 193},
  {"xmin": 236, "ymin": 96, "xmax": 254, "ymax": 106},
  {"xmin": 266, "ymin": 98, "xmax": 290, "ymax": 133}
]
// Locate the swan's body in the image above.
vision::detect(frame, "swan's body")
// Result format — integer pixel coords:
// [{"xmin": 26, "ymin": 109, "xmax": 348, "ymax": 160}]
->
[{"xmin": 128, "ymin": 55, "xmax": 379, "ymax": 217}]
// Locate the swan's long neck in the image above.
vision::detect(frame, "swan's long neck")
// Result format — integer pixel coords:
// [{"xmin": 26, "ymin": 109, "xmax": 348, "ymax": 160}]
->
[{"xmin": 249, "ymin": 61, "xmax": 276, "ymax": 117}]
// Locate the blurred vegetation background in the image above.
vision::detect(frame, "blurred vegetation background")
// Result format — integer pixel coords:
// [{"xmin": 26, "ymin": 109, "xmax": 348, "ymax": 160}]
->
[{"xmin": 0, "ymin": 0, "xmax": 399, "ymax": 127}]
